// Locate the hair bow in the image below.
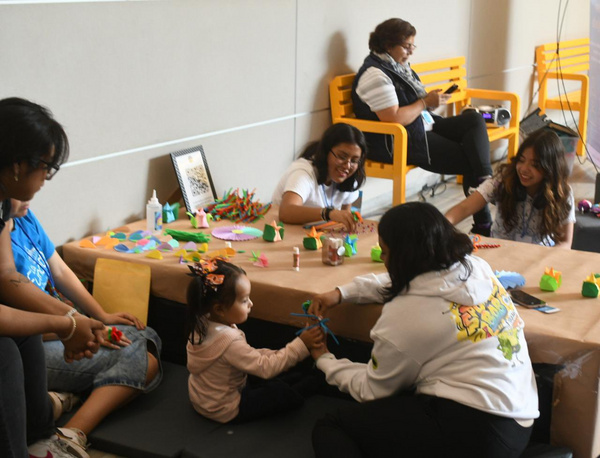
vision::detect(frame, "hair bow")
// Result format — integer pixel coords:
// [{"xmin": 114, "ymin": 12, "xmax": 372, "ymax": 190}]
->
[{"xmin": 188, "ymin": 257, "xmax": 226, "ymax": 292}]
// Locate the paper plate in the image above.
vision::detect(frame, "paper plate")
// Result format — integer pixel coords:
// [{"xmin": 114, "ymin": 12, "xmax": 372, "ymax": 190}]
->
[{"xmin": 212, "ymin": 226, "xmax": 263, "ymax": 241}]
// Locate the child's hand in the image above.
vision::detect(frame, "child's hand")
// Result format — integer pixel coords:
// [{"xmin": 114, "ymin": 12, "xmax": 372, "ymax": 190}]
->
[
  {"xmin": 299, "ymin": 324, "xmax": 325, "ymax": 350},
  {"xmin": 308, "ymin": 289, "xmax": 342, "ymax": 318}
]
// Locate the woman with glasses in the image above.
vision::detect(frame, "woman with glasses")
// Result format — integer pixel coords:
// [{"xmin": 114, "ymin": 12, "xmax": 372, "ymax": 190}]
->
[
  {"xmin": 272, "ymin": 123, "xmax": 367, "ymax": 232},
  {"xmin": 0, "ymin": 97, "xmax": 106, "ymax": 458},
  {"xmin": 352, "ymin": 18, "xmax": 493, "ymax": 236}
]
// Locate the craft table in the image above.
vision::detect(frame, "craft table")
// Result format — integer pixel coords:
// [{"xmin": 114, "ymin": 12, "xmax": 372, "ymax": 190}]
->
[{"xmin": 62, "ymin": 207, "xmax": 600, "ymax": 458}]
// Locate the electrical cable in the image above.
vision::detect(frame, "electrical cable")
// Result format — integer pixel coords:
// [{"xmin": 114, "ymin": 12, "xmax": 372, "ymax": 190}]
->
[{"xmin": 553, "ymin": 0, "xmax": 599, "ymax": 173}]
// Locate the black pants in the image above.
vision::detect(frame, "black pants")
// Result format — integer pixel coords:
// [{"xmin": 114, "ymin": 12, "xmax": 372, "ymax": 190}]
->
[
  {"xmin": 312, "ymin": 393, "xmax": 532, "ymax": 458},
  {"xmin": 0, "ymin": 335, "xmax": 55, "ymax": 458},
  {"xmin": 416, "ymin": 112, "xmax": 493, "ymax": 226}
]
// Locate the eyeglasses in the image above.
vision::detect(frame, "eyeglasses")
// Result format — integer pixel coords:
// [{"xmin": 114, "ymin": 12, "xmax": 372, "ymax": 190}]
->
[
  {"xmin": 401, "ymin": 43, "xmax": 417, "ymax": 51},
  {"xmin": 37, "ymin": 159, "xmax": 60, "ymax": 180},
  {"xmin": 330, "ymin": 150, "xmax": 361, "ymax": 167}
]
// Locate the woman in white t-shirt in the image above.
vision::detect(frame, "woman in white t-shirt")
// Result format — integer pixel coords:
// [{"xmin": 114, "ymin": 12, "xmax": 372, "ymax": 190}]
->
[
  {"xmin": 272, "ymin": 123, "xmax": 367, "ymax": 231},
  {"xmin": 446, "ymin": 129, "xmax": 575, "ymax": 248}
]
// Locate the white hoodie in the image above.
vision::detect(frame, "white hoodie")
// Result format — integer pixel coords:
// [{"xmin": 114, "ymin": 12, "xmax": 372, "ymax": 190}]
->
[{"xmin": 316, "ymin": 255, "xmax": 539, "ymax": 422}]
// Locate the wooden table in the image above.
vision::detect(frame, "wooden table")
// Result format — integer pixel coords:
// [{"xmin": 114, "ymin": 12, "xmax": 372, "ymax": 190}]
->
[{"xmin": 62, "ymin": 208, "xmax": 600, "ymax": 457}]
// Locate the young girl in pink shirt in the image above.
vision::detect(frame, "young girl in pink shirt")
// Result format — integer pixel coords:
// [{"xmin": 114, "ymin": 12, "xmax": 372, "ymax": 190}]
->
[{"xmin": 186, "ymin": 258, "xmax": 323, "ymax": 423}]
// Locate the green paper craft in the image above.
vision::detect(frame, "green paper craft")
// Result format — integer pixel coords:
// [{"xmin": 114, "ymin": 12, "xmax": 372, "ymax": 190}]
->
[
  {"xmin": 582, "ymin": 273, "xmax": 600, "ymax": 298},
  {"xmin": 539, "ymin": 267, "xmax": 562, "ymax": 292},
  {"xmin": 163, "ymin": 228, "xmax": 211, "ymax": 243},
  {"xmin": 303, "ymin": 237, "xmax": 320, "ymax": 250},
  {"xmin": 371, "ymin": 245, "xmax": 383, "ymax": 262},
  {"xmin": 263, "ymin": 221, "xmax": 284, "ymax": 242},
  {"xmin": 539, "ymin": 275, "xmax": 559, "ymax": 292},
  {"xmin": 163, "ymin": 202, "xmax": 180, "ymax": 223}
]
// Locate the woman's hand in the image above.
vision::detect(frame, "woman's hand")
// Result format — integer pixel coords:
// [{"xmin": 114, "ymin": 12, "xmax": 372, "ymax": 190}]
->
[
  {"xmin": 308, "ymin": 289, "xmax": 342, "ymax": 318},
  {"xmin": 62, "ymin": 316, "xmax": 105, "ymax": 362},
  {"xmin": 310, "ymin": 343, "xmax": 329, "ymax": 361},
  {"xmin": 329, "ymin": 209, "xmax": 356, "ymax": 232},
  {"xmin": 100, "ymin": 326, "xmax": 132, "ymax": 350},
  {"xmin": 423, "ymin": 89, "xmax": 450, "ymax": 109},
  {"xmin": 99, "ymin": 311, "xmax": 145, "ymax": 330}
]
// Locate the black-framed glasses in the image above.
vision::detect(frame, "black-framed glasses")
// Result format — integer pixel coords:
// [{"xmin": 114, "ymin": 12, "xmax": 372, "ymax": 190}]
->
[
  {"xmin": 37, "ymin": 159, "xmax": 60, "ymax": 180},
  {"xmin": 401, "ymin": 43, "xmax": 417, "ymax": 51},
  {"xmin": 330, "ymin": 150, "xmax": 361, "ymax": 167}
]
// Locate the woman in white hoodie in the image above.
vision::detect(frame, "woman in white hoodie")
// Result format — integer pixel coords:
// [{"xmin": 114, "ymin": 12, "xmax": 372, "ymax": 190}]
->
[{"xmin": 308, "ymin": 202, "xmax": 538, "ymax": 458}]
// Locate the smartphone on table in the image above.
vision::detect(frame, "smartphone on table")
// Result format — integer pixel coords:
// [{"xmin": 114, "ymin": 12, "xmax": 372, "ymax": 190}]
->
[{"xmin": 508, "ymin": 289, "xmax": 560, "ymax": 313}]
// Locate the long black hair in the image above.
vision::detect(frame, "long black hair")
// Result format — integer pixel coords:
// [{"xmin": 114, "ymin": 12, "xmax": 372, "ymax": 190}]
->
[
  {"xmin": 0, "ymin": 97, "xmax": 69, "ymax": 171},
  {"xmin": 379, "ymin": 202, "xmax": 473, "ymax": 301},
  {"xmin": 186, "ymin": 259, "xmax": 246, "ymax": 344},
  {"xmin": 496, "ymin": 129, "xmax": 571, "ymax": 243},
  {"xmin": 300, "ymin": 123, "xmax": 367, "ymax": 192}
]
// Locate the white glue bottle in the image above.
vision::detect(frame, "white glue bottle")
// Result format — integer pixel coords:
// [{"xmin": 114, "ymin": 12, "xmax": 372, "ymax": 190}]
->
[{"xmin": 146, "ymin": 189, "xmax": 163, "ymax": 234}]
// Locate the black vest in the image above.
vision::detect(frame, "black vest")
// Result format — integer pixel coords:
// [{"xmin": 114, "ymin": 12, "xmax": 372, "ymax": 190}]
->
[{"xmin": 352, "ymin": 53, "xmax": 429, "ymax": 165}]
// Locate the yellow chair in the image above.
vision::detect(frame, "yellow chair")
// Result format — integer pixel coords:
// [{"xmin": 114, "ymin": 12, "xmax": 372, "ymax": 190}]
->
[
  {"xmin": 329, "ymin": 56, "xmax": 521, "ymax": 205},
  {"xmin": 92, "ymin": 258, "xmax": 152, "ymax": 325},
  {"xmin": 535, "ymin": 38, "xmax": 589, "ymax": 156},
  {"xmin": 330, "ymin": 73, "xmax": 412, "ymax": 205}
]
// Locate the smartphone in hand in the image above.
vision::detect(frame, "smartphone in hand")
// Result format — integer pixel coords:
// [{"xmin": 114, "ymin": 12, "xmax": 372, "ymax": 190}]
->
[{"xmin": 444, "ymin": 84, "xmax": 459, "ymax": 94}]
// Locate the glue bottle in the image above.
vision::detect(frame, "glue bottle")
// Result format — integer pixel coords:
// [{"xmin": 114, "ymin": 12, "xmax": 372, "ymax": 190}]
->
[
  {"xmin": 292, "ymin": 247, "xmax": 300, "ymax": 271},
  {"xmin": 146, "ymin": 189, "xmax": 163, "ymax": 234}
]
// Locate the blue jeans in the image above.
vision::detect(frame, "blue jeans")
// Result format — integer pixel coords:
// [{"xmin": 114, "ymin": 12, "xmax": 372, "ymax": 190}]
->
[
  {"xmin": 46, "ymin": 325, "xmax": 162, "ymax": 393},
  {"xmin": 0, "ymin": 335, "xmax": 54, "ymax": 458}
]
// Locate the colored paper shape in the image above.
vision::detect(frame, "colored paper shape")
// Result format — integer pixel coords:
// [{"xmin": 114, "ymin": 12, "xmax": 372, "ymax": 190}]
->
[
  {"xmin": 128, "ymin": 231, "xmax": 144, "ymax": 242},
  {"xmin": 344, "ymin": 234, "xmax": 358, "ymax": 257},
  {"xmin": 146, "ymin": 250, "xmax": 163, "ymax": 260},
  {"xmin": 114, "ymin": 243, "xmax": 132, "ymax": 253},
  {"xmin": 163, "ymin": 202, "xmax": 180, "ymax": 224},
  {"xmin": 110, "ymin": 232, "xmax": 127, "ymax": 240},
  {"xmin": 495, "ymin": 271, "xmax": 526, "ymax": 290},
  {"xmin": 80, "ymin": 239, "xmax": 97, "ymax": 249},
  {"xmin": 158, "ymin": 242, "xmax": 174, "ymax": 252},
  {"xmin": 183, "ymin": 241, "xmax": 197, "ymax": 251}
]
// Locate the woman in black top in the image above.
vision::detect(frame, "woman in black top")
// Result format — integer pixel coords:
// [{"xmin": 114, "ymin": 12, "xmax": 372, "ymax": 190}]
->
[{"xmin": 352, "ymin": 18, "xmax": 493, "ymax": 235}]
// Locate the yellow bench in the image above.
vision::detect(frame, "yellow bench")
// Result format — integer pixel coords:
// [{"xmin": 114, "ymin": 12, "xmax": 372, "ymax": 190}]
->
[
  {"xmin": 535, "ymin": 38, "xmax": 589, "ymax": 156},
  {"xmin": 330, "ymin": 57, "xmax": 520, "ymax": 205}
]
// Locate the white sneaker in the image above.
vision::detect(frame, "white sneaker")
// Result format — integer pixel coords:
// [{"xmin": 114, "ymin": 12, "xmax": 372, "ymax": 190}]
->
[
  {"xmin": 28, "ymin": 432, "xmax": 89, "ymax": 458},
  {"xmin": 56, "ymin": 428, "xmax": 89, "ymax": 458},
  {"xmin": 48, "ymin": 392, "xmax": 80, "ymax": 420}
]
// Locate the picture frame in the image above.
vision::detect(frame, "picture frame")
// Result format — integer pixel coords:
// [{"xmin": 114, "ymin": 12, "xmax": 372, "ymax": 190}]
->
[{"xmin": 170, "ymin": 145, "xmax": 217, "ymax": 213}]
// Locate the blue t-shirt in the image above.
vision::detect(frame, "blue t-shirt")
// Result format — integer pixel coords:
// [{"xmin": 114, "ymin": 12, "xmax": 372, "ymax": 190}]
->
[{"xmin": 10, "ymin": 210, "xmax": 55, "ymax": 290}]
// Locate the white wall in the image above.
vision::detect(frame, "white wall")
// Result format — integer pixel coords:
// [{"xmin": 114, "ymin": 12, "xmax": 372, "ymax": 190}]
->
[{"xmin": 0, "ymin": 0, "xmax": 590, "ymax": 245}]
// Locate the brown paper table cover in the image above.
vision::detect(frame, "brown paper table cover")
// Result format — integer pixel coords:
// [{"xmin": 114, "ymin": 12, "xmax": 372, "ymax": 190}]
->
[{"xmin": 62, "ymin": 207, "xmax": 600, "ymax": 457}]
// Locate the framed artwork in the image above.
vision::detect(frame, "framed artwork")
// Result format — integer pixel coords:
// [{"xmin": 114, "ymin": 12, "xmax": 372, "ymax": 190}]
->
[{"xmin": 170, "ymin": 145, "xmax": 217, "ymax": 213}]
